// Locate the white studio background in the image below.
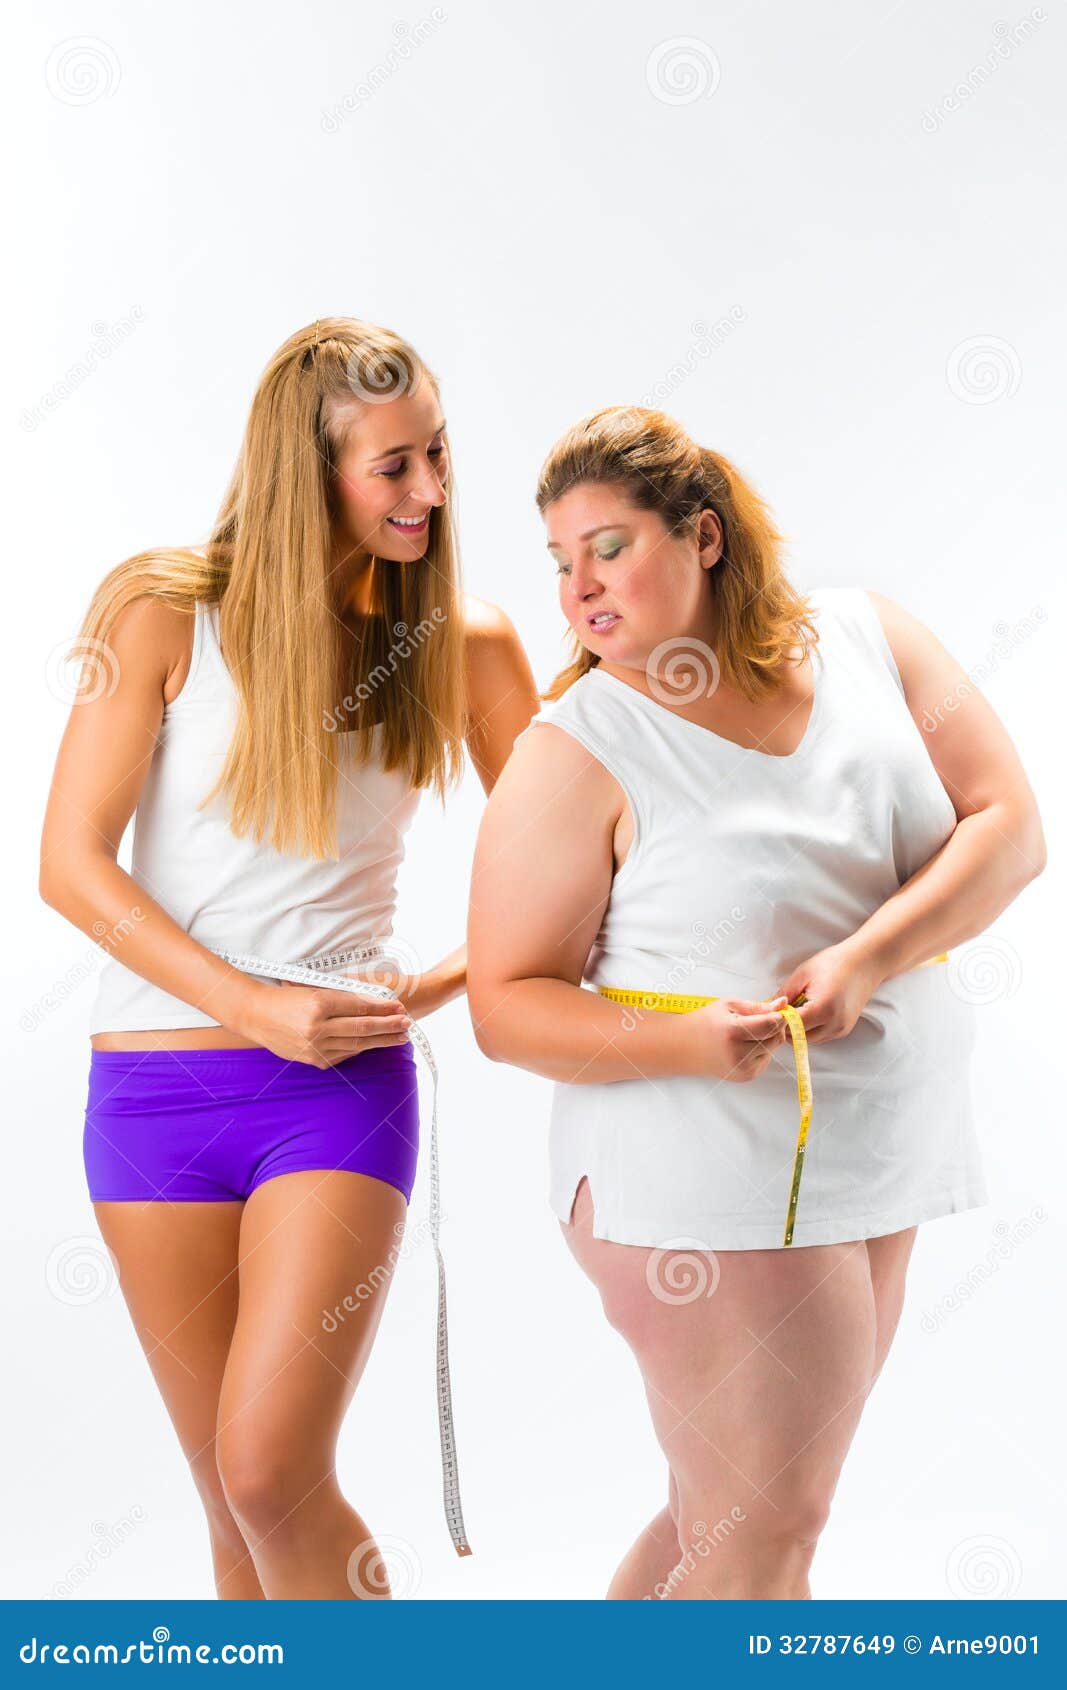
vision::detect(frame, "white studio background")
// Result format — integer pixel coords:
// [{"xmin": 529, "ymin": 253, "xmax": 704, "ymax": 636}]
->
[{"xmin": 6, "ymin": 0, "xmax": 1063, "ymax": 1601}]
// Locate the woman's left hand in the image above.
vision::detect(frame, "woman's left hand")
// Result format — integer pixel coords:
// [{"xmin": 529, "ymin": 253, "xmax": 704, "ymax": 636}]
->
[
  {"xmin": 340, "ymin": 958, "xmax": 456, "ymax": 1023},
  {"xmin": 773, "ymin": 940, "xmax": 883, "ymax": 1045}
]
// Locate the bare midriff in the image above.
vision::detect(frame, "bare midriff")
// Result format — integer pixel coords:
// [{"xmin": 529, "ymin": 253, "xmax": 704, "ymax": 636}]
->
[{"xmin": 90, "ymin": 1026, "xmax": 262, "ymax": 1052}]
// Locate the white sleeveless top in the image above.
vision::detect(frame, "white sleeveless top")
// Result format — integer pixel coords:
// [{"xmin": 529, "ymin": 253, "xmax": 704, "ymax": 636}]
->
[
  {"xmin": 513, "ymin": 586, "xmax": 989, "ymax": 1249},
  {"xmin": 89, "ymin": 601, "xmax": 423, "ymax": 1033}
]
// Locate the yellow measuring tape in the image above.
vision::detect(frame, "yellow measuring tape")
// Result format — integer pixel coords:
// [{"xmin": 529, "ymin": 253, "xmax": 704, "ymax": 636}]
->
[{"xmin": 597, "ymin": 953, "xmax": 949, "ymax": 1248}]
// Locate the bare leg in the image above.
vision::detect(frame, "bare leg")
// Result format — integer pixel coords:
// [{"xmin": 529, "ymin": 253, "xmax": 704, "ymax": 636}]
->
[
  {"xmin": 215, "ymin": 1170, "xmax": 406, "ymax": 1599},
  {"xmin": 604, "ymin": 1473, "xmax": 683, "ymax": 1600},
  {"xmin": 93, "ymin": 1200, "xmax": 265, "ymax": 1599},
  {"xmin": 560, "ymin": 1176, "xmax": 883, "ymax": 1599},
  {"xmin": 864, "ymin": 1226, "xmax": 918, "ymax": 1391}
]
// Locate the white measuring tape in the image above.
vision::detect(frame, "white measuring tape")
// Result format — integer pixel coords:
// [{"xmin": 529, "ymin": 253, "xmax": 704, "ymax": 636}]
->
[{"xmin": 209, "ymin": 943, "xmax": 473, "ymax": 1559}]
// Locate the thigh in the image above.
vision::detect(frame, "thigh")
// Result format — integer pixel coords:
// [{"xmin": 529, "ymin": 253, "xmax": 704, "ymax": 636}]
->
[
  {"xmin": 216, "ymin": 1171, "xmax": 407, "ymax": 1486},
  {"xmin": 92, "ymin": 1200, "xmax": 244, "ymax": 1513},
  {"xmin": 865, "ymin": 1225, "xmax": 918, "ymax": 1381},
  {"xmin": 560, "ymin": 1177, "xmax": 877, "ymax": 1524}
]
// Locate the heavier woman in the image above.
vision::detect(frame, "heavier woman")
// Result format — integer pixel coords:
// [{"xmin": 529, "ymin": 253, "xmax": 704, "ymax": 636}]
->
[{"xmin": 467, "ymin": 404, "xmax": 1045, "ymax": 1599}]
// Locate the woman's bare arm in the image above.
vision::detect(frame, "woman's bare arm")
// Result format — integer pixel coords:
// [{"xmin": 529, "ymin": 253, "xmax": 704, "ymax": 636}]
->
[
  {"xmin": 840, "ymin": 591, "xmax": 1046, "ymax": 984},
  {"xmin": 466, "ymin": 722, "xmax": 787, "ymax": 1084},
  {"xmin": 462, "ymin": 597, "xmax": 541, "ymax": 796},
  {"xmin": 39, "ymin": 597, "xmax": 408, "ymax": 1060},
  {"xmin": 408, "ymin": 598, "xmax": 543, "ymax": 1019}
]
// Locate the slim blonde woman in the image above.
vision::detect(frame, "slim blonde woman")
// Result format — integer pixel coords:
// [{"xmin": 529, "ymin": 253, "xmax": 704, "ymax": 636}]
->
[
  {"xmin": 467, "ymin": 406, "xmax": 1045, "ymax": 1600},
  {"xmin": 38, "ymin": 318, "xmax": 538, "ymax": 1599}
]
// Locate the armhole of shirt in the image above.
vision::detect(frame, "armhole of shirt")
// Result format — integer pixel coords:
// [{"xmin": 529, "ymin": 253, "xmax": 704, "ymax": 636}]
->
[
  {"xmin": 518, "ymin": 708, "xmax": 650, "ymax": 886},
  {"xmin": 853, "ymin": 588, "xmax": 907, "ymax": 699},
  {"xmin": 164, "ymin": 602, "xmax": 209, "ymax": 713}
]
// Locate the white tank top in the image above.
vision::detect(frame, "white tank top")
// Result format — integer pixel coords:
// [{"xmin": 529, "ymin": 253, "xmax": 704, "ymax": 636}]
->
[
  {"xmin": 514, "ymin": 585, "xmax": 988, "ymax": 1249},
  {"xmin": 88, "ymin": 601, "xmax": 423, "ymax": 1033}
]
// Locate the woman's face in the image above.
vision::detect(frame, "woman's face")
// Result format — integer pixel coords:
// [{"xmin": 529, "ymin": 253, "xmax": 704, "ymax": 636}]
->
[
  {"xmin": 544, "ymin": 481, "xmax": 722, "ymax": 671},
  {"xmin": 329, "ymin": 378, "xmax": 449, "ymax": 562}
]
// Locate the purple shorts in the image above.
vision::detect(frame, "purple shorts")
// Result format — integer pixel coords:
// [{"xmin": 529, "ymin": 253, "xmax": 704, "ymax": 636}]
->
[{"xmin": 83, "ymin": 1043, "xmax": 420, "ymax": 1203}]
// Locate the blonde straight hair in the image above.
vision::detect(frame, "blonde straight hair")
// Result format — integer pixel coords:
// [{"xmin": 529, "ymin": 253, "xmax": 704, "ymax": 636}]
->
[
  {"xmin": 536, "ymin": 405, "xmax": 817, "ymax": 703},
  {"xmin": 75, "ymin": 318, "xmax": 467, "ymax": 859}
]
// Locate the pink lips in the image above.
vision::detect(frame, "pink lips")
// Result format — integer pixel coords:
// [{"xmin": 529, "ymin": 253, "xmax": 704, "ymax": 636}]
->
[
  {"xmin": 387, "ymin": 514, "xmax": 429, "ymax": 535},
  {"xmin": 587, "ymin": 612, "xmax": 621, "ymax": 631}
]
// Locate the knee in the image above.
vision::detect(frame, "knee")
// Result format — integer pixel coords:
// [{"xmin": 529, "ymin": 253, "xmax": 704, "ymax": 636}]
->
[
  {"xmin": 676, "ymin": 1482, "xmax": 830, "ymax": 1558},
  {"xmin": 770, "ymin": 1489, "xmax": 832, "ymax": 1551},
  {"xmin": 216, "ymin": 1432, "xmax": 330, "ymax": 1534},
  {"xmin": 189, "ymin": 1454, "xmax": 247, "ymax": 1543}
]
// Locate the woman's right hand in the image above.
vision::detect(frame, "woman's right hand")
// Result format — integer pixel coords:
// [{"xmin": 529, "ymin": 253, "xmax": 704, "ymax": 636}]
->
[
  {"xmin": 682, "ymin": 995, "xmax": 791, "ymax": 1082},
  {"xmin": 225, "ymin": 977, "xmax": 413, "ymax": 1068}
]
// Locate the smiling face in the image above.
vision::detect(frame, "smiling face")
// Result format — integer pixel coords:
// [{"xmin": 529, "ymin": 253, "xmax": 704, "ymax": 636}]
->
[
  {"xmin": 544, "ymin": 481, "xmax": 723, "ymax": 673},
  {"xmin": 328, "ymin": 378, "xmax": 449, "ymax": 563}
]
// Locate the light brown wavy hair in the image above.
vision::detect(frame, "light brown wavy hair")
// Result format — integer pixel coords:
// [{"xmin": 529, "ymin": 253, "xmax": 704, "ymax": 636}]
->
[
  {"xmin": 75, "ymin": 318, "xmax": 467, "ymax": 859},
  {"xmin": 536, "ymin": 405, "xmax": 817, "ymax": 703}
]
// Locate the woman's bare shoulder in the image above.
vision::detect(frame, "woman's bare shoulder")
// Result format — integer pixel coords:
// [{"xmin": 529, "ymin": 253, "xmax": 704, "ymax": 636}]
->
[{"xmin": 98, "ymin": 594, "xmax": 196, "ymax": 702}]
